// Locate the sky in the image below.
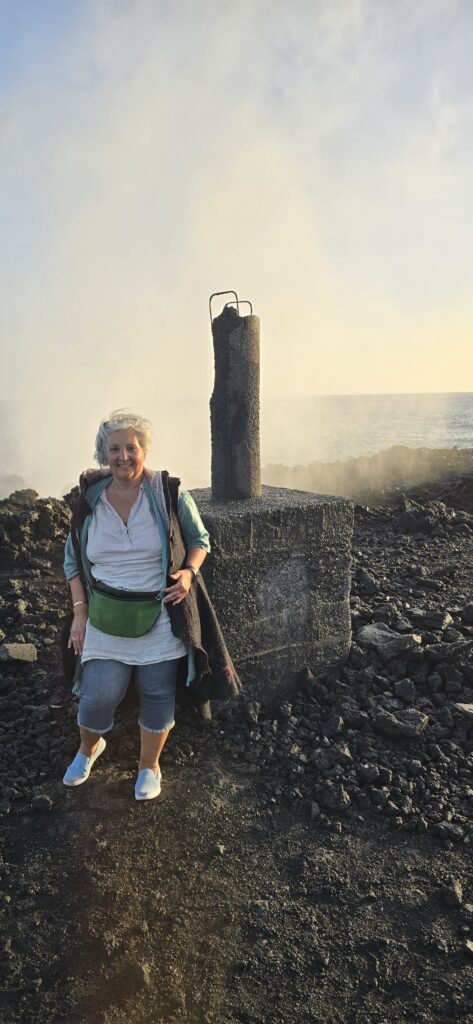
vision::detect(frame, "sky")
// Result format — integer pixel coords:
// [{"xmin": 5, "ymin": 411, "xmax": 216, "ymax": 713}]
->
[{"xmin": 0, "ymin": 0, "xmax": 472, "ymax": 415}]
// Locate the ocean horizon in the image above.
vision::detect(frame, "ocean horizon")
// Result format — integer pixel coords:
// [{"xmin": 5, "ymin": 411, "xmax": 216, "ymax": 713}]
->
[
  {"xmin": 0, "ymin": 392, "xmax": 472, "ymax": 498},
  {"xmin": 262, "ymin": 391, "xmax": 473, "ymax": 466}
]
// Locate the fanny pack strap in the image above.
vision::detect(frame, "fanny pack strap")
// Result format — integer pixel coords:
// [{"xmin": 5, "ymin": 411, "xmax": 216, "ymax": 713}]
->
[{"xmin": 92, "ymin": 579, "xmax": 162, "ymax": 601}]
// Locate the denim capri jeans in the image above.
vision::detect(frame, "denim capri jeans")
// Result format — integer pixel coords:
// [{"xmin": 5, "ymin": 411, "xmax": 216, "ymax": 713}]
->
[{"xmin": 78, "ymin": 658, "xmax": 180, "ymax": 734}]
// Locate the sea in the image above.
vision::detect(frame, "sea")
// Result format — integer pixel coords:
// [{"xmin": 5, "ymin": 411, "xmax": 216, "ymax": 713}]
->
[
  {"xmin": 0, "ymin": 392, "xmax": 472, "ymax": 498},
  {"xmin": 261, "ymin": 391, "xmax": 473, "ymax": 467}
]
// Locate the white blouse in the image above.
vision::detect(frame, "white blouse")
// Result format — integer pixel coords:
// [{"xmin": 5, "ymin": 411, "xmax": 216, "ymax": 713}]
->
[{"xmin": 81, "ymin": 486, "xmax": 186, "ymax": 666}]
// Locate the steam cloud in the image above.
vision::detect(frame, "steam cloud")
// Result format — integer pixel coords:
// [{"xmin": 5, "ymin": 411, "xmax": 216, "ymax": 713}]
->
[{"xmin": 0, "ymin": 0, "xmax": 472, "ymax": 493}]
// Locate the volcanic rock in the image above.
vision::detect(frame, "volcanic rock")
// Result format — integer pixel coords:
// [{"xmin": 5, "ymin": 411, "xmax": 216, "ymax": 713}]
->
[
  {"xmin": 6, "ymin": 488, "xmax": 39, "ymax": 507},
  {"xmin": 425, "ymin": 640, "xmax": 473, "ymax": 665},
  {"xmin": 460, "ymin": 603, "xmax": 473, "ymax": 625},
  {"xmin": 441, "ymin": 878, "xmax": 463, "ymax": 907},
  {"xmin": 358, "ymin": 764, "xmax": 380, "ymax": 784},
  {"xmin": 371, "ymin": 708, "xmax": 429, "ymax": 740},
  {"xmin": 322, "ymin": 713, "xmax": 344, "ymax": 738},
  {"xmin": 413, "ymin": 610, "xmax": 453, "ymax": 632},
  {"xmin": 356, "ymin": 569, "xmax": 378, "ymax": 596},
  {"xmin": 455, "ymin": 704, "xmax": 473, "ymax": 722},
  {"xmin": 0, "ymin": 643, "xmax": 37, "ymax": 663},
  {"xmin": 31, "ymin": 794, "xmax": 53, "ymax": 812},
  {"xmin": 394, "ymin": 678, "xmax": 416, "ymax": 702},
  {"xmin": 319, "ymin": 781, "xmax": 351, "ymax": 811},
  {"xmin": 2, "ymin": 464, "xmax": 473, "ymax": 1024},
  {"xmin": 432, "ymin": 821, "xmax": 465, "ymax": 841},
  {"xmin": 356, "ymin": 623, "xmax": 422, "ymax": 662}
]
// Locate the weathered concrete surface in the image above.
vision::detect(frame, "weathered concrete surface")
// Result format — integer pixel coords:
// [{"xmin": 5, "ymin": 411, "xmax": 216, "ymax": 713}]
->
[
  {"xmin": 192, "ymin": 486, "xmax": 353, "ymax": 703},
  {"xmin": 210, "ymin": 306, "xmax": 261, "ymax": 500}
]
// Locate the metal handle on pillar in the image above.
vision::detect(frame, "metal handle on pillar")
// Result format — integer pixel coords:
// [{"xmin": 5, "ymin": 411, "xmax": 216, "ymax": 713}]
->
[
  {"xmin": 209, "ymin": 291, "xmax": 238, "ymax": 327},
  {"xmin": 209, "ymin": 291, "xmax": 253, "ymax": 326},
  {"xmin": 224, "ymin": 300, "xmax": 253, "ymax": 317}
]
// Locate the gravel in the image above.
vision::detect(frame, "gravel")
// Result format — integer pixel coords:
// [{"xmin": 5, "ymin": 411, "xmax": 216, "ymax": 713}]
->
[{"xmin": 1, "ymin": 475, "xmax": 473, "ymax": 1022}]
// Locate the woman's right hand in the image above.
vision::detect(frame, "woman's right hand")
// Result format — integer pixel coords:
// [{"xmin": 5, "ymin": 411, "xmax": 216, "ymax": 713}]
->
[{"xmin": 68, "ymin": 607, "xmax": 88, "ymax": 656}]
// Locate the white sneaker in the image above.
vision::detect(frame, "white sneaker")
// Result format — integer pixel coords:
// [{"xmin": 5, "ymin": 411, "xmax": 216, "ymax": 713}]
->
[
  {"xmin": 63, "ymin": 737, "xmax": 107, "ymax": 787},
  {"xmin": 135, "ymin": 767, "xmax": 162, "ymax": 801}
]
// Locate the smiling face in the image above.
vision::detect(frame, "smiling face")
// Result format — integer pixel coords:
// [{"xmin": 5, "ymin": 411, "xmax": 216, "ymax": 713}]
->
[{"xmin": 106, "ymin": 428, "xmax": 146, "ymax": 486}]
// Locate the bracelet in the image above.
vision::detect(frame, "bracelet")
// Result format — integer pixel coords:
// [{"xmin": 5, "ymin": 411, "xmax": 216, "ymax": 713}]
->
[
  {"xmin": 73, "ymin": 600, "xmax": 86, "ymax": 607},
  {"xmin": 185, "ymin": 565, "xmax": 199, "ymax": 580}
]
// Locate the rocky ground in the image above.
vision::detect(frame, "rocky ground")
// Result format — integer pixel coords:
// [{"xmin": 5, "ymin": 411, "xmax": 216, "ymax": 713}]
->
[
  {"xmin": 1, "ymin": 470, "xmax": 473, "ymax": 1023},
  {"xmin": 264, "ymin": 444, "xmax": 473, "ymax": 507}
]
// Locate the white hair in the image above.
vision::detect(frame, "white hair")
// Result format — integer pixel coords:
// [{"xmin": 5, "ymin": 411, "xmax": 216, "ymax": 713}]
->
[{"xmin": 94, "ymin": 409, "xmax": 153, "ymax": 466}]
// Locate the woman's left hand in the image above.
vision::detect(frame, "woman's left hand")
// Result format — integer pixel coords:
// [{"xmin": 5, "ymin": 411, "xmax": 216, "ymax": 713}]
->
[{"xmin": 163, "ymin": 569, "xmax": 193, "ymax": 605}]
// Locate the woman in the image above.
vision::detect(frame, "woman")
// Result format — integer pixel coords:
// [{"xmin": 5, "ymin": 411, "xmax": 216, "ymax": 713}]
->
[{"xmin": 63, "ymin": 409, "xmax": 240, "ymax": 801}]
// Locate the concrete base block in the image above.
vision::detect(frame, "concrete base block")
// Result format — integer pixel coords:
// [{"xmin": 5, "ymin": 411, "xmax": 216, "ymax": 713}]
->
[{"xmin": 191, "ymin": 486, "xmax": 354, "ymax": 705}]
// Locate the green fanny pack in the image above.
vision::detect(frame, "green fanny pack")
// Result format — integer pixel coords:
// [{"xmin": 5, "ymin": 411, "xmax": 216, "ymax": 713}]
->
[{"xmin": 88, "ymin": 580, "xmax": 163, "ymax": 638}]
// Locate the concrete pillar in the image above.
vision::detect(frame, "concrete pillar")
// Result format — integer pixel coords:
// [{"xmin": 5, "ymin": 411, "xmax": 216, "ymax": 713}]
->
[
  {"xmin": 193, "ymin": 486, "xmax": 354, "ymax": 705},
  {"xmin": 210, "ymin": 305, "xmax": 261, "ymax": 500}
]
